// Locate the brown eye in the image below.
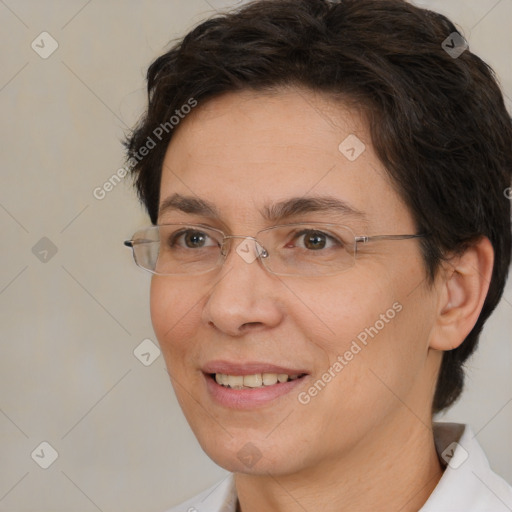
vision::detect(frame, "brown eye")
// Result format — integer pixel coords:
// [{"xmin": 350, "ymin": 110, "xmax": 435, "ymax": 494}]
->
[
  {"xmin": 303, "ymin": 231, "xmax": 327, "ymax": 250},
  {"xmin": 170, "ymin": 229, "xmax": 215, "ymax": 249},
  {"xmin": 290, "ymin": 229, "xmax": 341, "ymax": 251},
  {"xmin": 184, "ymin": 231, "xmax": 207, "ymax": 248}
]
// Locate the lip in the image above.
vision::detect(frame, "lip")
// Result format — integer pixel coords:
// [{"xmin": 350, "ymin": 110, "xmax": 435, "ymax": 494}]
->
[{"xmin": 201, "ymin": 360, "xmax": 310, "ymax": 410}]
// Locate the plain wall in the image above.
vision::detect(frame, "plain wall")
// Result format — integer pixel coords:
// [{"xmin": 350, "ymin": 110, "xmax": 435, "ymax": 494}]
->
[{"xmin": 0, "ymin": 1, "xmax": 510, "ymax": 510}]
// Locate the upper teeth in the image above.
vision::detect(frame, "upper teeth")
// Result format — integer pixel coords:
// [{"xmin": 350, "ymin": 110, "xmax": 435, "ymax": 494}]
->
[{"xmin": 215, "ymin": 373, "xmax": 300, "ymax": 388}]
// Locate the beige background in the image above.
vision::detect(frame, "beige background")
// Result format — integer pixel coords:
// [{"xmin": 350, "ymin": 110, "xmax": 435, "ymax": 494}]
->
[{"xmin": 0, "ymin": 0, "xmax": 511, "ymax": 510}]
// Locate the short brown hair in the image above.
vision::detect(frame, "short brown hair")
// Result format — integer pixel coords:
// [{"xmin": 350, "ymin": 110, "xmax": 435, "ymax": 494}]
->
[{"xmin": 124, "ymin": 0, "xmax": 512, "ymax": 412}]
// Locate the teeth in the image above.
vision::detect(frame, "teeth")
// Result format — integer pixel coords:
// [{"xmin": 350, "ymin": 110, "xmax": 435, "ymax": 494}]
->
[
  {"xmin": 243, "ymin": 374, "xmax": 262, "ymax": 387},
  {"xmin": 262, "ymin": 373, "xmax": 278, "ymax": 385},
  {"xmin": 229, "ymin": 375, "xmax": 244, "ymax": 387},
  {"xmin": 214, "ymin": 372, "xmax": 302, "ymax": 388}
]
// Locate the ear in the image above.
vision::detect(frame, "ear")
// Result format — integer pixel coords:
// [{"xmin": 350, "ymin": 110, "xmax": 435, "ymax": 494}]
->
[{"xmin": 429, "ymin": 237, "xmax": 494, "ymax": 351}]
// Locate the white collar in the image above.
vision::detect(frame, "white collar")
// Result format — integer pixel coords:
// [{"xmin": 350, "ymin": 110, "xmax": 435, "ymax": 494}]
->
[
  {"xmin": 166, "ymin": 422, "xmax": 512, "ymax": 511},
  {"xmin": 421, "ymin": 422, "xmax": 512, "ymax": 511}
]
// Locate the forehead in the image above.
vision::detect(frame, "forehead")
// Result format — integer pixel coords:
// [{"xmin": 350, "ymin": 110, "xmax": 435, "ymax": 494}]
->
[{"xmin": 158, "ymin": 88, "xmax": 412, "ymax": 231}]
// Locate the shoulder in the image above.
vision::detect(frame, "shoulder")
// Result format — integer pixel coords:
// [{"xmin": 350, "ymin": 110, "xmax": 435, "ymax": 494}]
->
[{"xmin": 163, "ymin": 475, "xmax": 237, "ymax": 512}]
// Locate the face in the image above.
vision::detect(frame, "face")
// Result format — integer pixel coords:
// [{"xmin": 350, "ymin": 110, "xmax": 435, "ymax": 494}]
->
[{"xmin": 150, "ymin": 88, "xmax": 441, "ymax": 476}]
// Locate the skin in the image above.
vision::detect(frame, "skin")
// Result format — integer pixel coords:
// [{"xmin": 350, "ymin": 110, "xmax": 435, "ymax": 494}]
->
[{"xmin": 150, "ymin": 88, "xmax": 494, "ymax": 511}]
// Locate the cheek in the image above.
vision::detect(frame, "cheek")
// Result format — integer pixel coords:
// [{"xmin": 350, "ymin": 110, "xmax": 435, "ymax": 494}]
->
[
  {"xmin": 285, "ymin": 268, "xmax": 399, "ymax": 356},
  {"xmin": 293, "ymin": 259, "xmax": 433, "ymax": 406},
  {"xmin": 150, "ymin": 276, "xmax": 201, "ymax": 363},
  {"xmin": 325, "ymin": 287, "xmax": 434, "ymax": 420}
]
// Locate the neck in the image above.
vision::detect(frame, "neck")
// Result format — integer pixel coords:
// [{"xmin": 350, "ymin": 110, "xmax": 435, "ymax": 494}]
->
[{"xmin": 235, "ymin": 414, "xmax": 444, "ymax": 512}]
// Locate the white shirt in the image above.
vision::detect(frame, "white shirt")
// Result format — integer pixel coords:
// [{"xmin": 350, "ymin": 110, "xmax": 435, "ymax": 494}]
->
[{"xmin": 165, "ymin": 422, "xmax": 512, "ymax": 512}]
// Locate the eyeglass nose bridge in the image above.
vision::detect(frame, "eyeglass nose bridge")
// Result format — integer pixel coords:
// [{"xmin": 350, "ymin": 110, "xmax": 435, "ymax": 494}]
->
[{"xmin": 221, "ymin": 235, "xmax": 269, "ymax": 260}]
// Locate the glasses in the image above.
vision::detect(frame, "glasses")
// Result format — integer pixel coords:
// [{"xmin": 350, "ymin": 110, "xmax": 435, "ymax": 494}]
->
[{"xmin": 124, "ymin": 222, "xmax": 428, "ymax": 277}]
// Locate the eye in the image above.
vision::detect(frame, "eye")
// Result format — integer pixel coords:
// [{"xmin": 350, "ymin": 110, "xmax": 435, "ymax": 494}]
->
[
  {"xmin": 289, "ymin": 229, "xmax": 341, "ymax": 250},
  {"xmin": 169, "ymin": 229, "xmax": 217, "ymax": 249}
]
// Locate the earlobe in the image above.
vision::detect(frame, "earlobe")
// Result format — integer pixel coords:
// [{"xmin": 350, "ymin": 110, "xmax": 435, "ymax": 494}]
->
[{"xmin": 429, "ymin": 237, "xmax": 494, "ymax": 352}]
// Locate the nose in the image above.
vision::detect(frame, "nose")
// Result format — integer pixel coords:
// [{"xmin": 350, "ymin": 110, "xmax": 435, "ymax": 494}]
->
[{"xmin": 201, "ymin": 237, "xmax": 284, "ymax": 336}]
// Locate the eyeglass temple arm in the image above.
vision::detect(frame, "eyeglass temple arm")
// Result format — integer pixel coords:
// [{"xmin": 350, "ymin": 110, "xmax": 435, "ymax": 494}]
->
[
  {"xmin": 124, "ymin": 237, "xmax": 156, "ymax": 247},
  {"xmin": 355, "ymin": 233, "xmax": 429, "ymax": 244}
]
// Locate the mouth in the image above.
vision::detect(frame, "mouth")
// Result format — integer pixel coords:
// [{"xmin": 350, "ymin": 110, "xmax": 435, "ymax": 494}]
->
[{"xmin": 202, "ymin": 361, "xmax": 310, "ymax": 409}]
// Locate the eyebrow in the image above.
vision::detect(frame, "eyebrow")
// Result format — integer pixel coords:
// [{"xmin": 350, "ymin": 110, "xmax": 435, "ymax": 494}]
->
[
  {"xmin": 158, "ymin": 193, "xmax": 367, "ymax": 223},
  {"xmin": 159, "ymin": 193, "xmax": 219, "ymax": 218}
]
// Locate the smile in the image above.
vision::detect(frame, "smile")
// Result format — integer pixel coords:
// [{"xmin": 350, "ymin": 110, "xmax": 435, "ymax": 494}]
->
[{"xmin": 202, "ymin": 363, "xmax": 310, "ymax": 409}]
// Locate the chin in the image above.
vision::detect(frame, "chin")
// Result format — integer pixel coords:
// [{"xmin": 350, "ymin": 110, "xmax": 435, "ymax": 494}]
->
[{"xmin": 195, "ymin": 428, "xmax": 307, "ymax": 476}]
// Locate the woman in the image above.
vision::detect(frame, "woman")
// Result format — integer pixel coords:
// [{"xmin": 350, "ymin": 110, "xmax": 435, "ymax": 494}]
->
[{"xmin": 123, "ymin": 0, "xmax": 512, "ymax": 510}]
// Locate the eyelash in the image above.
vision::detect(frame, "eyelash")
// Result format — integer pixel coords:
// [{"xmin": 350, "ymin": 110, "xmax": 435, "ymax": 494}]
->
[
  {"xmin": 168, "ymin": 229, "xmax": 219, "ymax": 247},
  {"xmin": 288, "ymin": 229, "xmax": 343, "ymax": 248}
]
